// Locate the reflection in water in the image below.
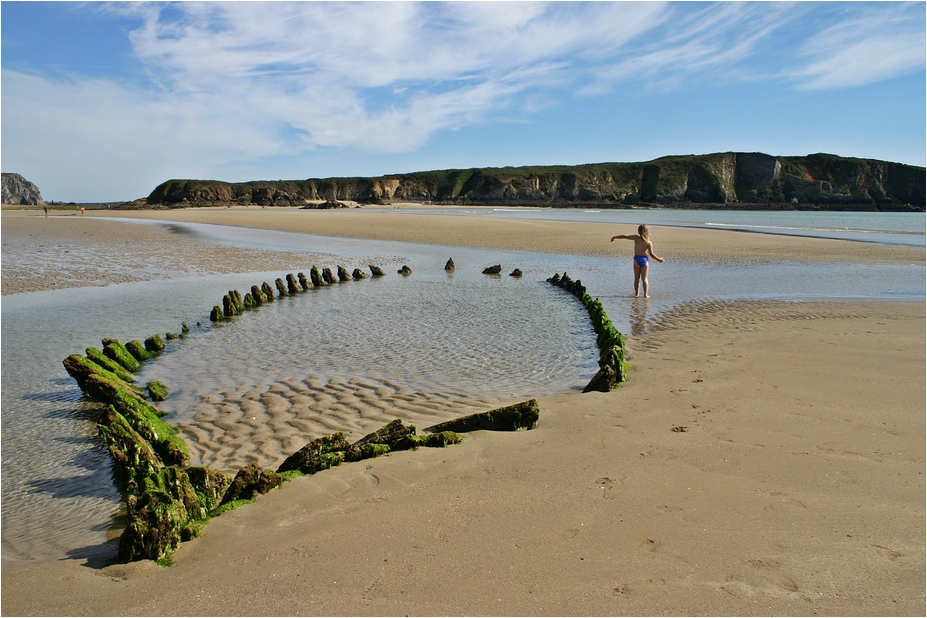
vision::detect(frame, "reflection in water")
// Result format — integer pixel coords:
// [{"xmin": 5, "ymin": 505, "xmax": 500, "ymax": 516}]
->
[{"xmin": 629, "ymin": 298, "xmax": 650, "ymax": 336}]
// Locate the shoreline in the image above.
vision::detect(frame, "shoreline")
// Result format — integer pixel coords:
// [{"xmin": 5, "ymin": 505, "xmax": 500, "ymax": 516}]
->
[{"xmin": 1, "ymin": 209, "xmax": 923, "ymax": 615}]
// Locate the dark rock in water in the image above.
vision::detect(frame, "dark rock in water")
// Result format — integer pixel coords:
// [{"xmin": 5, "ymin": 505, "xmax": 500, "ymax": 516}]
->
[
  {"xmin": 145, "ymin": 334, "xmax": 165, "ymax": 352},
  {"xmin": 125, "ymin": 340, "xmax": 152, "ymax": 362},
  {"xmin": 165, "ymin": 332, "xmax": 180, "ymax": 340},
  {"xmin": 482, "ymin": 265, "xmax": 502, "ymax": 275},
  {"xmin": 86, "ymin": 347, "xmax": 136, "ymax": 383},
  {"xmin": 337, "ymin": 266, "xmax": 351, "ymax": 282},
  {"xmin": 352, "ymin": 268, "xmax": 368, "ymax": 280},
  {"xmin": 322, "ymin": 267, "xmax": 336, "ymax": 284},
  {"xmin": 262, "ymin": 281, "xmax": 276, "ymax": 300},
  {"xmin": 547, "ymin": 273, "xmax": 561, "ymax": 285},
  {"xmin": 103, "ymin": 339, "xmax": 141, "ymax": 373},
  {"xmin": 286, "ymin": 273, "xmax": 300, "ymax": 294},
  {"xmin": 583, "ymin": 365, "xmax": 617, "ymax": 393},
  {"xmin": 251, "ymin": 285, "xmax": 267, "ymax": 303},
  {"xmin": 398, "ymin": 265, "xmax": 412, "ymax": 276},
  {"xmin": 510, "ymin": 269, "xmax": 523, "ymax": 277},
  {"xmin": 445, "ymin": 258, "xmax": 455, "ymax": 271},
  {"xmin": 274, "ymin": 278, "xmax": 288, "ymax": 296},
  {"xmin": 310, "ymin": 266, "xmax": 325, "ymax": 287},
  {"xmin": 147, "ymin": 380, "xmax": 169, "ymax": 402},
  {"xmin": 425, "ymin": 399, "xmax": 539, "ymax": 433},
  {"xmin": 276, "ymin": 433, "xmax": 351, "ymax": 474},
  {"xmin": 369, "ymin": 265, "xmax": 385, "ymax": 277},
  {"xmin": 210, "ymin": 305, "xmax": 224, "ymax": 321},
  {"xmin": 297, "ymin": 272, "xmax": 311, "ymax": 290},
  {"xmin": 220, "ymin": 464, "xmax": 284, "ymax": 504},
  {"xmin": 181, "ymin": 322, "xmax": 190, "ymax": 333},
  {"xmin": 242, "ymin": 293, "xmax": 255, "ymax": 309}
]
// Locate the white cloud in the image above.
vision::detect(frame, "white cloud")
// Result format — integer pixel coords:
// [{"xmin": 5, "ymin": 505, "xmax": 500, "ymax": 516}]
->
[
  {"xmin": 3, "ymin": 1, "xmax": 924, "ymax": 200},
  {"xmin": 787, "ymin": 4, "xmax": 926, "ymax": 89}
]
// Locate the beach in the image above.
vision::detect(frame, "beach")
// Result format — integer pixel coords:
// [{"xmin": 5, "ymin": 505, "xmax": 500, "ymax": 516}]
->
[{"xmin": 1, "ymin": 207, "xmax": 924, "ymax": 616}]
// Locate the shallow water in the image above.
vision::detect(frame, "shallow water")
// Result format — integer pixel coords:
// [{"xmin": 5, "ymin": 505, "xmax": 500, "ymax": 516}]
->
[
  {"xmin": 365, "ymin": 207, "xmax": 926, "ymax": 246},
  {"xmin": 2, "ymin": 217, "xmax": 924, "ymax": 561}
]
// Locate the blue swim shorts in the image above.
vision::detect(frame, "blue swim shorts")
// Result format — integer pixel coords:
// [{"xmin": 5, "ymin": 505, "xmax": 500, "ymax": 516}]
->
[{"xmin": 634, "ymin": 255, "xmax": 649, "ymax": 266}]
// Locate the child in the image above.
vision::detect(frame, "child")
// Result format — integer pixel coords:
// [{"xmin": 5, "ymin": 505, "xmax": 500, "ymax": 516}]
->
[{"xmin": 610, "ymin": 224, "xmax": 665, "ymax": 298}]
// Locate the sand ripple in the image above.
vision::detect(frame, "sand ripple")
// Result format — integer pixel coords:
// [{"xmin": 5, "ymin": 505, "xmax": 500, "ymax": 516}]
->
[{"xmin": 178, "ymin": 375, "xmax": 504, "ymax": 472}]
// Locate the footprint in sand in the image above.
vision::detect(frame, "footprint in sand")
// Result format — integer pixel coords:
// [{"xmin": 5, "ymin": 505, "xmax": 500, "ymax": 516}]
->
[
  {"xmin": 873, "ymin": 544, "xmax": 903, "ymax": 562},
  {"xmin": 594, "ymin": 477, "xmax": 622, "ymax": 500}
]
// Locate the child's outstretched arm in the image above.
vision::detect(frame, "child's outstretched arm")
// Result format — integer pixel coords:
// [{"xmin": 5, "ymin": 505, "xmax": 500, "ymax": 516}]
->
[
  {"xmin": 610, "ymin": 234, "xmax": 632, "ymax": 243},
  {"xmin": 647, "ymin": 242, "xmax": 665, "ymax": 262}
]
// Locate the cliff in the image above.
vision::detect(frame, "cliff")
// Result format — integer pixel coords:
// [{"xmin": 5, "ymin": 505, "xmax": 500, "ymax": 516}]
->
[
  {"xmin": 2, "ymin": 173, "xmax": 44, "ymax": 205},
  {"xmin": 144, "ymin": 153, "xmax": 925, "ymax": 211}
]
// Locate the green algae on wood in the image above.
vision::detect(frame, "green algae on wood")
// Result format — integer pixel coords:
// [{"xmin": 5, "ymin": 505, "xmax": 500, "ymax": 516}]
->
[
  {"xmin": 547, "ymin": 272, "xmax": 629, "ymax": 391},
  {"xmin": 101, "ymin": 339, "xmax": 141, "ymax": 373},
  {"xmin": 86, "ymin": 347, "xmax": 136, "ymax": 383},
  {"xmin": 425, "ymin": 399, "xmax": 539, "ymax": 433},
  {"xmin": 125, "ymin": 340, "xmax": 153, "ymax": 362},
  {"xmin": 145, "ymin": 334, "xmax": 165, "ymax": 352},
  {"xmin": 220, "ymin": 464, "xmax": 285, "ymax": 505},
  {"xmin": 261, "ymin": 281, "xmax": 276, "ymax": 300},
  {"xmin": 147, "ymin": 380, "xmax": 169, "ymax": 402}
]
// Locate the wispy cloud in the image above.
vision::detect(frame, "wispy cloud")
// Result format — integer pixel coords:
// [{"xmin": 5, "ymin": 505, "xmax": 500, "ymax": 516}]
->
[
  {"xmin": 786, "ymin": 3, "xmax": 925, "ymax": 89},
  {"xmin": 3, "ymin": 1, "xmax": 924, "ymax": 199}
]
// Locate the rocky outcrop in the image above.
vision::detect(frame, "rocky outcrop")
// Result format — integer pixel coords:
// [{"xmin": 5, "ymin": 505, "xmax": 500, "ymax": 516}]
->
[
  {"xmin": 2, "ymin": 173, "xmax": 44, "ymax": 205},
  {"xmin": 143, "ymin": 153, "xmax": 925, "ymax": 210}
]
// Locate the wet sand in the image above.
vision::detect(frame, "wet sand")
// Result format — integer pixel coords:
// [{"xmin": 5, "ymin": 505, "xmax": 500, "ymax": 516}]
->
[{"xmin": 2, "ymin": 208, "xmax": 924, "ymax": 615}]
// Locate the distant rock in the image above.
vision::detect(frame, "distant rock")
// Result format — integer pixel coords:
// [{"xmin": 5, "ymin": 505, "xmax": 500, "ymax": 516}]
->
[{"xmin": 2, "ymin": 173, "xmax": 44, "ymax": 205}]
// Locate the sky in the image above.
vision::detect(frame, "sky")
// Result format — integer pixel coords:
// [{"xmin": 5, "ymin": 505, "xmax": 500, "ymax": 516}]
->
[{"xmin": 2, "ymin": 1, "xmax": 925, "ymax": 203}]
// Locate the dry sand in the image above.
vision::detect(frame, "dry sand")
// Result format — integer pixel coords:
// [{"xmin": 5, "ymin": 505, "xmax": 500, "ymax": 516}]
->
[{"xmin": 1, "ymin": 208, "xmax": 924, "ymax": 616}]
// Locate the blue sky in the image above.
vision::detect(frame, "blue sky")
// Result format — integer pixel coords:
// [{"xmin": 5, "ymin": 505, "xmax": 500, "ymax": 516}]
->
[{"xmin": 2, "ymin": 1, "xmax": 924, "ymax": 202}]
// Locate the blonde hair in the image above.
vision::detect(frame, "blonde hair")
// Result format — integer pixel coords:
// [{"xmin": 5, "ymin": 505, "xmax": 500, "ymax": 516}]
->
[{"xmin": 638, "ymin": 224, "xmax": 650, "ymax": 240}]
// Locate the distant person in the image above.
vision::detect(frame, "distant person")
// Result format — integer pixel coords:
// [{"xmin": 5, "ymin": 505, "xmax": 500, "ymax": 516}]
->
[
  {"xmin": 44, "ymin": 206, "xmax": 48, "ymax": 217},
  {"xmin": 610, "ymin": 224, "xmax": 665, "ymax": 298},
  {"xmin": 79, "ymin": 207, "xmax": 85, "ymax": 215}
]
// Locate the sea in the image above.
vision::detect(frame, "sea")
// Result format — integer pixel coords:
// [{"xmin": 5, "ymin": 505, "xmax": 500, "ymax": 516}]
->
[{"xmin": 2, "ymin": 208, "xmax": 923, "ymax": 562}]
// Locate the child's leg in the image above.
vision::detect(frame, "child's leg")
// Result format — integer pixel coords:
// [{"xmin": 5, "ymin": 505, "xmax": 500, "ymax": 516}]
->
[
  {"xmin": 640, "ymin": 263, "xmax": 650, "ymax": 298},
  {"xmin": 633, "ymin": 262, "xmax": 642, "ymax": 296}
]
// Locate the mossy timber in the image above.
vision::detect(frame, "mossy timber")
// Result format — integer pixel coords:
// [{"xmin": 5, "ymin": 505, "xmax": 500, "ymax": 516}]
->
[
  {"xmin": 60, "ymin": 262, "xmax": 585, "ymax": 565},
  {"xmin": 547, "ymin": 273, "xmax": 629, "ymax": 391}
]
